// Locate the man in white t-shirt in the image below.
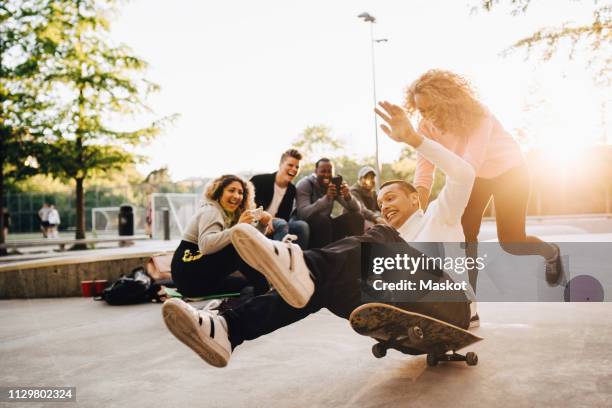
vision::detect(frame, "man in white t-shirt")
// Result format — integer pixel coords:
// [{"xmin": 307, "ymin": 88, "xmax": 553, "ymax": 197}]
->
[
  {"xmin": 250, "ymin": 149, "xmax": 309, "ymax": 249},
  {"xmin": 47, "ymin": 204, "xmax": 61, "ymax": 239},
  {"xmin": 38, "ymin": 203, "xmax": 51, "ymax": 238}
]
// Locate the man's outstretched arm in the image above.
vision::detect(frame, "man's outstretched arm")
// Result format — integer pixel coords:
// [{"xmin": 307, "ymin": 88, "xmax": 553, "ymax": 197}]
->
[
  {"xmin": 375, "ymin": 101, "xmax": 475, "ymax": 224},
  {"xmin": 414, "ymin": 138, "xmax": 475, "ymax": 224}
]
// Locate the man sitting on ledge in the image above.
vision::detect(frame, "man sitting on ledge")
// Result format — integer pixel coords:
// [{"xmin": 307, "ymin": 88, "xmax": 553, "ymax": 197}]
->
[
  {"xmin": 294, "ymin": 157, "xmax": 364, "ymax": 248},
  {"xmin": 161, "ymin": 101, "xmax": 476, "ymax": 367}
]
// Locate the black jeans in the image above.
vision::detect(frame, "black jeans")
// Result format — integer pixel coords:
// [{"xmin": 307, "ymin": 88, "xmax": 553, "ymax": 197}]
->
[
  {"xmin": 306, "ymin": 211, "xmax": 365, "ymax": 249},
  {"xmin": 171, "ymin": 241, "xmax": 269, "ymax": 298},
  {"xmin": 222, "ymin": 225, "xmax": 470, "ymax": 349},
  {"xmin": 462, "ymin": 164, "xmax": 557, "ymax": 291}
]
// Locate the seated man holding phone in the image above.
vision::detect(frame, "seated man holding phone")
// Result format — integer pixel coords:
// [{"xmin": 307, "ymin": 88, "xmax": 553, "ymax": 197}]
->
[{"xmin": 294, "ymin": 158, "xmax": 364, "ymax": 248}]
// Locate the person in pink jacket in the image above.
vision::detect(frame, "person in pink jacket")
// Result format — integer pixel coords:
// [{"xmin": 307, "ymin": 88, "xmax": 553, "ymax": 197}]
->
[{"xmin": 407, "ymin": 69, "xmax": 564, "ymax": 301}]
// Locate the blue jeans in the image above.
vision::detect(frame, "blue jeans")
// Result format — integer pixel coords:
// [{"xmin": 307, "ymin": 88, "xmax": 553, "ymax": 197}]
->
[{"xmin": 271, "ymin": 218, "xmax": 309, "ymax": 249}]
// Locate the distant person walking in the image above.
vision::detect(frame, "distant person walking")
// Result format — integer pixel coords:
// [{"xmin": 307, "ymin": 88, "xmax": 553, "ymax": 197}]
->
[
  {"xmin": 38, "ymin": 203, "xmax": 50, "ymax": 238},
  {"xmin": 47, "ymin": 205, "xmax": 61, "ymax": 239},
  {"xmin": 2, "ymin": 207, "xmax": 10, "ymax": 241}
]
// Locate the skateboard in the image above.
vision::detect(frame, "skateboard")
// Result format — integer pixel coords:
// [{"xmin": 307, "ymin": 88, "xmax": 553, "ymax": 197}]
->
[{"xmin": 349, "ymin": 303, "xmax": 483, "ymax": 366}]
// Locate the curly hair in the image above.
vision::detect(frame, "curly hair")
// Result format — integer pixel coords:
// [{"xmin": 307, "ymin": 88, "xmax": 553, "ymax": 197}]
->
[
  {"xmin": 204, "ymin": 174, "xmax": 255, "ymax": 225},
  {"xmin": 405, "ymin": 69, "xmax": 486, "ymax": 138}
]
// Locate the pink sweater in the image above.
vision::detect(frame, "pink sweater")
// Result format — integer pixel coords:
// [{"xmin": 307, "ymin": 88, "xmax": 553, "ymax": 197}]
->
[{"xmin": 413, "ymin": 111, "xmax": 525, "ymax": 190}]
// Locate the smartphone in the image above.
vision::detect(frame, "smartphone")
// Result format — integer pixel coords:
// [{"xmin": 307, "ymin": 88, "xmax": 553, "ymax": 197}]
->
[
  {"xmin": 250, "ymin": 206, "xmax": 263, "ymax": 226},
  {"xmin": 331, "ymin": 175, "xmax": 343, "ymax": 191}
]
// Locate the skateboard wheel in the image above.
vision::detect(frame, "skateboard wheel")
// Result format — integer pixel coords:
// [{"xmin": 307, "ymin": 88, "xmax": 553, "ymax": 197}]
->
[
  {"xmin": 466, "ymin": 352, "xmax": 478, "ymax": 366},
  {"xmin": 408, "ymin": 326, "xmax": 424, "ymax": 343},
  {"xmin": 372, "ymin": 343, "xmax": 387, "ymax": 358},
  {"xmin": 426, "ymin": 353, "xmax": 438, "ymax": 367}
]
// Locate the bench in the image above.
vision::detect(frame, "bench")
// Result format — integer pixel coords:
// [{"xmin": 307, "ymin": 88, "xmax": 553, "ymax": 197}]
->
[{"xmin": 0, "ymin": 235, "xmax": 151, "ymax": 252}]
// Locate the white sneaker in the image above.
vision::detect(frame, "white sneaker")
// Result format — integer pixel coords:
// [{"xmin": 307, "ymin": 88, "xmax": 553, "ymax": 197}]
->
[
  {"xmin": 162, "ymin": 298, "xmax": 231, "ymax": 367},
  {"xmin": 231, "ymin": 223, "xmax": 314, "ymax": 308}
]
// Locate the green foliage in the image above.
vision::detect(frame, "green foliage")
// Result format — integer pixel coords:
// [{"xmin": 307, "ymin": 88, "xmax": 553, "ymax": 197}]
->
[
  {"xmin": 478, "ymin": 0, "xmax": 611, "ymax": 85},
  {"xmin": 292, "ymin": 125, "xmax": 345, "ymax": 161},
  {"xmin": 0, "ymin": 0, "xmax": 67, "ymax": 247},
  {"xmin": 22, "ymin": 0, "xmax": 175, "ymax": 239},
  {"xmin": 1, "ymin": 0, "xmax": 63, "ymax": 149},
  {"xmin": 41, "ymin": 0, "xmax": 170, "ymax": 181}
]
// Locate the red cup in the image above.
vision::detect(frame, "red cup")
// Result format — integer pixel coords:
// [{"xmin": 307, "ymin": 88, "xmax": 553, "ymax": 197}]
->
[
  {"xmin": 94, "ymin": 280, "xmax": 108, "ymax": 296},
  {"xmin": 81, "ymin": 280, "xmax": 94, "ymax": 297}
]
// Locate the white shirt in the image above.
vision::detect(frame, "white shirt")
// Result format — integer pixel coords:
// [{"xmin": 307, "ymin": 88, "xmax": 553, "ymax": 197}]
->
[
  {"xmin": 39, "ymin": 207, "xmax": 50, "ymax": 221},
  {"xmin": 398, "ymin": 138, "xmax": 476, "ymax": 243},
  {"xmin": 48, "ymin": 209, "xmax": 61, "ymax": 225},
  {"xmin": 266, "ymin": 183, "xmax": 287, "ymax": 217},
  {"xmin": 396, "ymin": 138, "xmax": 476, "ymax": 297},
  {"xmin": 397, "ymin": 138, "xmax": 475, "ymax": 243}
]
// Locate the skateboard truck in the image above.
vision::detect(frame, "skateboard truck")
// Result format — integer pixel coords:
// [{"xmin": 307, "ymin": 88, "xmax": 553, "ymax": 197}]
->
[
  {"xmin": 371, "ymin": 324, "xmax": 478, "ymax": 367},
  {"xmin": 427, "ymin": 351, "xmax": 478, "ymax": 366},
  {"xmin": 371, "ymin": 325, "xmax": 424, "ymax": 358}
]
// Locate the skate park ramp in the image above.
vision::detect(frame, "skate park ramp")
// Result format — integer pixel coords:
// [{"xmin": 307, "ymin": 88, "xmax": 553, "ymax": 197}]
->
[
  {"xmin": 0, "ymin": 299, "xmax": 610, "ymax": 407},
  {"xmin": 1, "ymin": 227, "xmax": 611, "ymax": 407}
]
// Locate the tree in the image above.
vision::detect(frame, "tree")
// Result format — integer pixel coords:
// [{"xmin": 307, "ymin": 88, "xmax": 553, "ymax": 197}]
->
[
  {"xmin": 292, "ymin": 125, "xmax": 345, "ymax": 161},
  {"xmin": 0, "ymin": 0, "xmax": 63, "ymax": 253},
  {"xmin": 43, "ymin": 0, "xmax": 172, "ymax": 244},
  {"xmin": 478, "ymin": 1, "xmax": 611, "ymax": 85}
]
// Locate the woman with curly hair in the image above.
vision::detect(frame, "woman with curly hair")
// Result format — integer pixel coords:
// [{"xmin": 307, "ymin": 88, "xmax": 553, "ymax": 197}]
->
[
  {"xmin": 171, "ymin": 174, "xmax": 272, "ymax": 298},
  {"xmin": 405, "ymin": 70, "xmax": 564, "ymax": 319}
]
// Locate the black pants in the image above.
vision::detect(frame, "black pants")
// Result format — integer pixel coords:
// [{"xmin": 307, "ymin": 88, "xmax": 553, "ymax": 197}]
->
[
  {"xmin": 306, "ymin": 212, "xmax": 365, "ymax": 249},
  {"xmin": 462, "ymin": 164, "xmax": 557, "ymax": 291},
  {"xmin": 222, "ymin": 225, "xmax": 470, "ymax": 349},
  {"xmin": 171, "ymin": 241, "xmax": 269, "ymax": 298}
]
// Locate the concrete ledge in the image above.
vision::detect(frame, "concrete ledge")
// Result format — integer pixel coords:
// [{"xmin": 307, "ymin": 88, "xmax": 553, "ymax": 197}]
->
[{"xmin": 0, "ymin": 246, "xmax": 175, "ymax": 299}]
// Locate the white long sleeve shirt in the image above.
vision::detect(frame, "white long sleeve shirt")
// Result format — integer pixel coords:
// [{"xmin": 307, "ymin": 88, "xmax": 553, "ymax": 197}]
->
[{"xmin": 397, "ymin": 138, "xmax": 475, "ymax": 243}]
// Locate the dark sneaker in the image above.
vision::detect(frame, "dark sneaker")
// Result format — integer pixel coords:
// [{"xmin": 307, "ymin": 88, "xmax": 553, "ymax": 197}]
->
[
  {"xmin": 469, "ymin": 313, "xmax": 480, "ymax": 329},
  {"xmin": 545, "ymin": 243, "xmax": 566, "ymax": 286}
]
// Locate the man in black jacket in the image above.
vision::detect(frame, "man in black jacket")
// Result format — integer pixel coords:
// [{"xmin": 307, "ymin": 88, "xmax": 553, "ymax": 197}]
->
[{"xmin": 250, "ymin": 149, "xmax": 309, "ymax": 249}]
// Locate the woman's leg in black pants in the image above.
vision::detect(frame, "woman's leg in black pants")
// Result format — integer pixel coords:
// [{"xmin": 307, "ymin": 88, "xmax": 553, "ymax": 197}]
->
[
  {"xmin": 492, "ymin": 166, "xmax": 557, "ymax": 260},
  {"xmin": 461, "ymin": 178, "xmax": 494, "ymax": 292}
]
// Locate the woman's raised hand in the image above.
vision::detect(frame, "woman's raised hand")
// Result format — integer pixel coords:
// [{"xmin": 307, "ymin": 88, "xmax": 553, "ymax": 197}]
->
[{"xmin": 375, "ymin": 101, "xmax": 423, "ymax": 148}]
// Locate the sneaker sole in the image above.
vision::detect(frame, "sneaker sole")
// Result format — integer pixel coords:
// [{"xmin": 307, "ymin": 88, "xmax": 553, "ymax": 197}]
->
[
  {"xmin": 232, "ymin": 227, "xmax": 311, "ymax": 308},
  {"xmin": 162, "ymin": 299, "xmax": 229, "ymax": 368}
]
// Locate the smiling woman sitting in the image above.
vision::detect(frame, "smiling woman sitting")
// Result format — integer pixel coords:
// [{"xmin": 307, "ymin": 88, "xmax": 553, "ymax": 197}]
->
[{"xmin": 170, "ymin": 174, "xmax": 272, "ymax": 298}]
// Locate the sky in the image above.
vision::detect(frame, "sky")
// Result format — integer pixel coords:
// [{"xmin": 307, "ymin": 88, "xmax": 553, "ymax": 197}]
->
[{"xmin": 109, "ymin": 0, "xmax": 610, "ymax": 181}]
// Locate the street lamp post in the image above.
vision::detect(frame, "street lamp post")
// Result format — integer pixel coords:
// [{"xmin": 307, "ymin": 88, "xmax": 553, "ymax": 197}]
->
[{"xmin": 358, "ymin": 12, "xmax": 386, "ymax": 188}]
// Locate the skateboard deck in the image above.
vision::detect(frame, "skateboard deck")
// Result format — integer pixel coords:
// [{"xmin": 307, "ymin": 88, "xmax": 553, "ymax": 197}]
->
[{"xmin": 350, "ymin": 303, "xmax": 483, "ymax": 366}]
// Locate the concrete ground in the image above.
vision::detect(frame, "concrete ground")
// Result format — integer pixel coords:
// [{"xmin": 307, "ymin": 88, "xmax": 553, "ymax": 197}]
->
[{"xmin": 1, "ymin": 298, "xmax": 611, "ymax": 408}]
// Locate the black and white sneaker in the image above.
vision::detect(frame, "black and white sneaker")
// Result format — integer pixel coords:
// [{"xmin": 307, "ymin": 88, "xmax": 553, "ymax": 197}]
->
[
  {"xmin": 231, "ymin": 223, "xmax": 314, "ymax": 308},
  {"xmin": 162, "ymin": 298, "xmax": 231, "ymax": 367},
  {"xmin": 545, "ymin": 243, "xmax": 566, "ymax": 286}
]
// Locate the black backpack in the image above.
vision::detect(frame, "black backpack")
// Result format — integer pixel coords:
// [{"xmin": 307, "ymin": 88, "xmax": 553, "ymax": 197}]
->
[{"xmin": 101, "ymin": 267, "xmax": 162, "ymax": 305}]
